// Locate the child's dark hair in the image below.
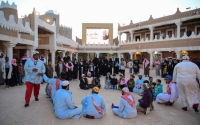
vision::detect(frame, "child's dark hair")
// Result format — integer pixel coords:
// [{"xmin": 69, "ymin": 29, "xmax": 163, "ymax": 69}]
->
[
  {"xmin": 157, "ymin": 79, "xmax": 161, "ymax": 83},
  {"xmin": 149, "ymin": 76, "xmax": 153, "ymax": 80},
  {"xmin": 143, "ymin": 80, "xmax": 149, "ymax": 84},
  {"xmin": 113, "ymin": 73, "xmax": 116, "ymax": 76}
]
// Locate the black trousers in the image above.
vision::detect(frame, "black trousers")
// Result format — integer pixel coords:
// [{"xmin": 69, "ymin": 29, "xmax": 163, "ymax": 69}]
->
[
  {"xmin": 121, "ymin": 70, "xmax": 125, "ymax": 76},
  {"xmin": 73, "ymin": 71, "xmax": 78, "ymax": 79},
  {"xmin": 68, "ymin": 70, "xmax": 73, "ymax": 80},
  {"xmin": 5, "ymin": 68, "xmax": 10, "ymax": 85}
]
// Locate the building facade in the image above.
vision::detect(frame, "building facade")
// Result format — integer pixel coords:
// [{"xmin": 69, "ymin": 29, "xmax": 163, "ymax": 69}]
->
[{"xmin": 0, "ymin": 1, "xmax": 200, "ymax": 69}]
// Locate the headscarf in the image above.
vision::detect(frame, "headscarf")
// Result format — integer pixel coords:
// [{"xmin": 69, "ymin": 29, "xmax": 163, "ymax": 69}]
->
[
  {"xmin": 87, "ymin": 72, "xmax": 91, "ymax": 76},
  {"xmin": 142, "ymin": 58, "xmax": 150, "ymax": 68},
  {"xmin": 11, "ymin": 59, "xmax": 17, "ymax": 66},
  {"xmin": 121, "ymin": 87, "xmax": 135, "ymax": 108}
]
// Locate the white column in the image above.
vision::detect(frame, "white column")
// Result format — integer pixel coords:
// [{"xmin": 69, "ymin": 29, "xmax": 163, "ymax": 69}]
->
[
  {"xmin": 129, "ymin": 52, "xmax": 133, "ymax": 60},
  {"xmin": 129, "ymin": 30, "xmax": 134, "ymax": 42},
  {"xmin": 3, "ymin": 43, "xmax": 16, "ymax": 61},
  {"xmin": 148, "ymin": 51, "xmax": 154, "ymax": 69},
  {"xmin": 118, "ymin": 33, "xmax": 122, "ymax": 44},
  {"xmin": 149, "ymin": 26, "xmax": 154, "ymax": 41},
  {"xmin": 3, "ymin": 48, "xmax": 6, "ymax": 57},
  {"xmin": 96, "ymin": 52, "xmax": 99, "ymax": 58},
  {"xmin": 70, "ymin": 52, "xmax": 73, "ymax": 61},
  {"xmin": 175, "ymin": 50, "xmax": 181, "ymax": 59},
  {"xmin": 76, "ymin": 52, "xmax": 78, "ymax": 60},
  {"xmin": 175, "ymin": 21, "xmax": 182, "ymax": 38},
  {"xmin": 50, "ymin": 50, "xmax": 56, "ymax": 66},
  {"xmin": 62, "ymin": 50, "xmax": 66, "ymax": 58},
  {"xmin": 45, "ymin": 50, "xmax": 49, "ymax": 63}
]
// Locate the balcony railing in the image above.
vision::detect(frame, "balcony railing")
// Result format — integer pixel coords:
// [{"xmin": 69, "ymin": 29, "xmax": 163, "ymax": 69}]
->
[{"xmin": 120, "ymin": 31, "xmax": 200, "ymax": 45}]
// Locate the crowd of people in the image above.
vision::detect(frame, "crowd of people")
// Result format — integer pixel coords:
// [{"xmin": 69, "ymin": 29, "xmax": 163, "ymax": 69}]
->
[{"xmin": 0, "ymin": 51, "xmax": 199, "ymax": 120}]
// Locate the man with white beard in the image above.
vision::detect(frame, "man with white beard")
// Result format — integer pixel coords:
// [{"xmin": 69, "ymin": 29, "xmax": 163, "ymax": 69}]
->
[{"xmin": 173, "ymin": 55, "xmax": 200, "ymax": 112}]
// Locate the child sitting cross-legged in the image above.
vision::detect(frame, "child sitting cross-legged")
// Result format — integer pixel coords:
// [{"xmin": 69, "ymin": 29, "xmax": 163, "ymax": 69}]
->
[
  {"xmin": 127, "ymin": 74, "xmax": 135, "ymax": 92},
  {"xmin": 153, "ymin": 79, "xmax": 163, "ymax": 101},
  {"xmin": 111, "ymin": 73, "xmax": 118, "ymax": 89}
]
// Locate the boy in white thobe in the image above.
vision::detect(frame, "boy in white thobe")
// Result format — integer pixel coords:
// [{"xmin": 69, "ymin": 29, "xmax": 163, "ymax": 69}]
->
[
  {"xmin": 54, "ymin": 81, "xmax": 82, "ymax": 119},
  {"xmin": 81, "ymin": 87, "xmax": 106, "ymax": 119},
  {"xmin": 173, "ymin": 55, "xmax": 200, "ymax": 112},
  {"xmin": 156, "ymin": 75, "xmax": 179, "ymax": 106}
]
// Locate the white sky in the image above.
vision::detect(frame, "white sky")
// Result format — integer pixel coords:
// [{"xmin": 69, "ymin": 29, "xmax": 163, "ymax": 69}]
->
[{"xmin": 4, "ymin": 0, "xmax": 200, "ymax": 40}]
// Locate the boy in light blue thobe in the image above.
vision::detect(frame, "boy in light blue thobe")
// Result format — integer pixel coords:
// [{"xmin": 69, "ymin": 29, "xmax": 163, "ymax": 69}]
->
[
  {"xmin": 54, "ymin": 81, "xmax": 82, "ymax": 119},
  {"xmin": 43, "ymin": 72, "xmax": 69, "ymax": 103},
  {"xmin": 112, "ymin": 87, "xmax": 137, "ymax": 119},
  {"xmin": 81, "ymin": 87, "xmax": 106, "ymax": 119}
]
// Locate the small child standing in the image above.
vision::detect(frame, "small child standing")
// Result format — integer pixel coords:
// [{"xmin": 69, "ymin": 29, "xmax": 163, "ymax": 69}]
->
[
  {"xmin": 127, "ymin": 74, "xmax": 135, "ymax": 92},
  {"xmin": 17, "ymin": 61, "xmax": 23, "ymax": 85},
  {"xmin": 104, "ymin": 72, "xmax": 111, "ymax": 89},
  {"xmin": 153, "ymin": 79, "xmax": 163, "ymax": 101},
  {"xmin": 111, "ymin": 73, "xmax": 118, "ymax": 89}
]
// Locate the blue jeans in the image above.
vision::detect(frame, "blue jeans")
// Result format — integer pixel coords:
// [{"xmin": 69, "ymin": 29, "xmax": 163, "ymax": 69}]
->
[
  {"xmin": 112, "ymin": 85, "xmax": 117, "ymax": 89},
  {"xmin": 18, "ymin": 76, "xmax": 22, "ymax": 84}
]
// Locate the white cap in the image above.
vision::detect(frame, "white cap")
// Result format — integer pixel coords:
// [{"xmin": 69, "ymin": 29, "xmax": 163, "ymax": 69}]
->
[
  {"xmin": 33, "ymin": 51, "xmax": 39, "ymax": 55},
  {"xmin": 182, "ymin": 55, "xmax": 190, "ymax": 60},
  {"xmin": 138, "ymin": 73, "xmax": 142, "ymax": 76},
  {"xmin": 62, "ymin": 81, "xmax": 69, "ymax": 86},
  {"xmin": 122, "ymin": 87, "xmax": 129, "ymax": 93}
]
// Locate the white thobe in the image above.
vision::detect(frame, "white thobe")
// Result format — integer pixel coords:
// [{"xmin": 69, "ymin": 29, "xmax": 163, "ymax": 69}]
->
[
  {"xmin": 156, "ymin": 82, "xmax": 179, "ymax": 103},
  {"xmin": 54, "ymin": 89, "xmax": 82, "ymax": 119},
  {"xmin": 173, "ymin": 61, "xmax": 200, "ymax": 107}
]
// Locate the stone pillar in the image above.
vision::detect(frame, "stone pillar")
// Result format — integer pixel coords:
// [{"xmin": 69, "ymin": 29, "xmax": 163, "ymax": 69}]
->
[
  {"xmin": 62, "ymin": 50, "xmax": 66, "ymax": 58},
  {"xmin": 3, "ymin": 48, "xmax": 6, "ymax": 57},
  {"xmin": 70, "ymin": 52, "xmax": 73, "ymax": 61},
  {"xmin": 129, "ymin": 52, "xmax": 133, "ymax": 60},
  {"xmin": 44, "ymin": 50, "xmax": 49, "ymax": 64},
  {"xmin": 50, "ymin": 50, "xmax": 56, "ymax": 67},
  {"xmin": 96, "ymin": 52, "xmax": 99, "ymax": 58},
  {"xmin": 118, "ymin": 33, "xmax": 122, "ymax": 44},
  {"xmin": 148, "ymin": 51, "xmax": 154, "ymax": 69},
  {"xmin": 149, "ymin": 26, "xmax": 155, "ymax": 41},
  {"xmin": 175, "ymin": 21, "xmax": 182, "ymax": 38},
  {"xmin": 3, "ymin": 43, "xmax": 16, "ymax": 61},
  {"xmin": 76, "ymin": 52, "xmax": 78, "ymax": 60},
  {"xmin": 175, "ymin": 50, "xmax": 181, "ymax": 59},
  {"xmin": 129, "ymin": 30, "xmax": 133, "ymax": 42}
]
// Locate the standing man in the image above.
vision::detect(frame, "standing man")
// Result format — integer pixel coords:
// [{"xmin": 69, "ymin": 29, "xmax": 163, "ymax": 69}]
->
[
  {"xmin": 24, "ymin": 51, "xmax": 46, "ymax": 107},
  {"xmin": 0, "ymin": 52, "xmax": 5, "ymax": 85},
  {"xmin": 173, "ymin": 55, "xmax": 200, "ymax": 112}
]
